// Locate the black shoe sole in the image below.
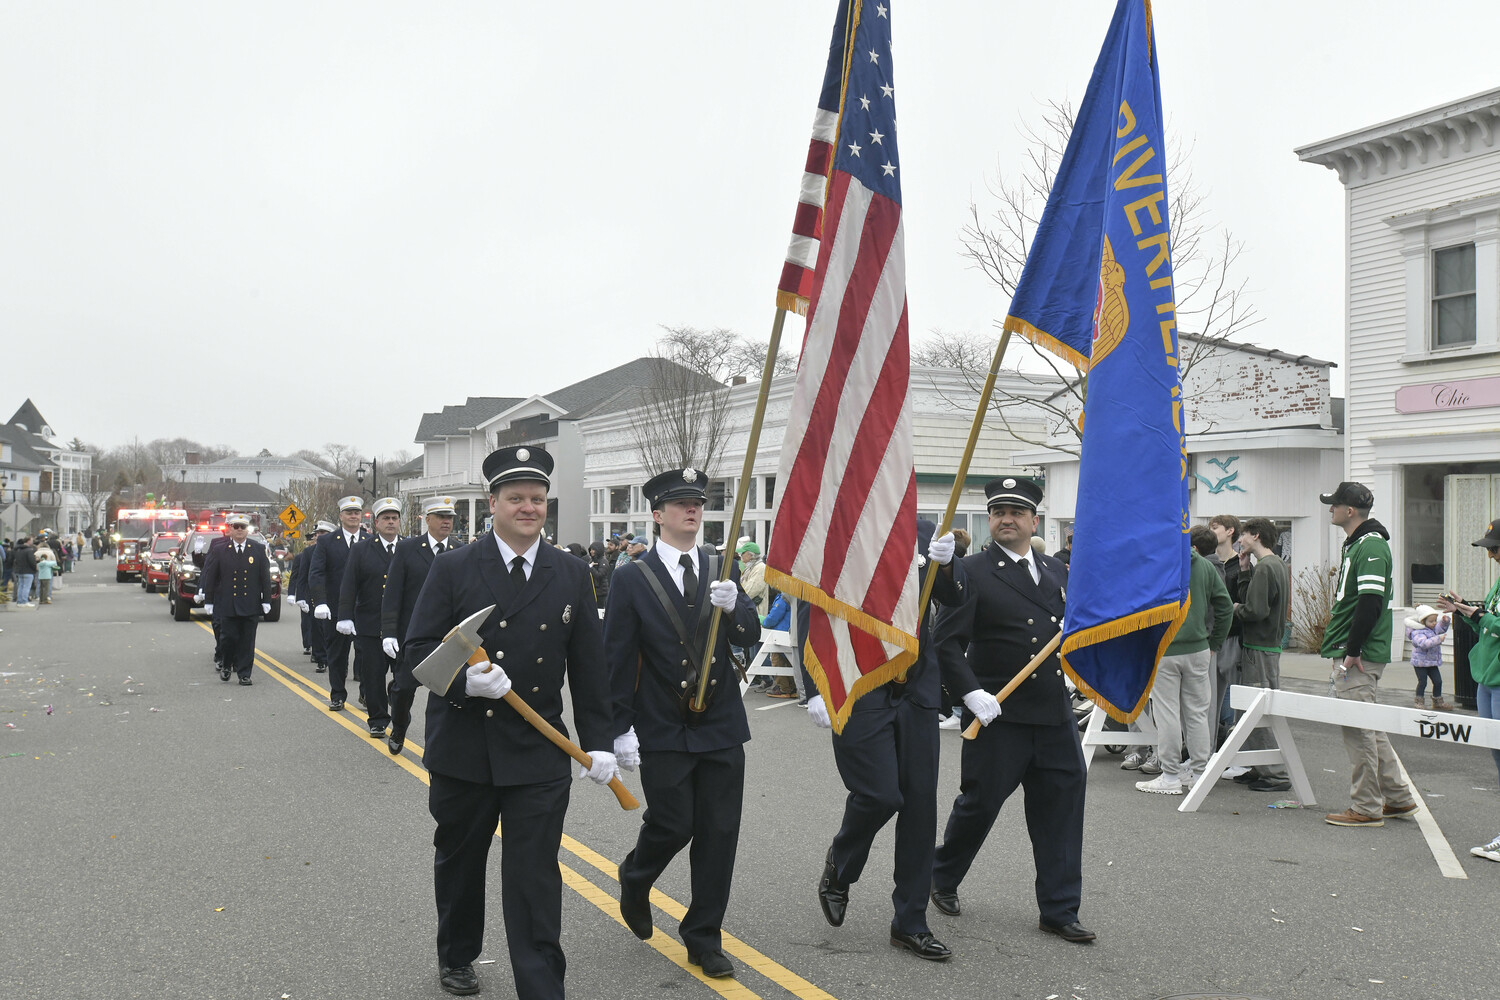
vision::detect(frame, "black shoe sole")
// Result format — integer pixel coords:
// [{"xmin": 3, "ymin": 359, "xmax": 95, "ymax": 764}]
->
[{"xmin": 930, "ymin": 891, "xmax": 960, "ymax": 917}]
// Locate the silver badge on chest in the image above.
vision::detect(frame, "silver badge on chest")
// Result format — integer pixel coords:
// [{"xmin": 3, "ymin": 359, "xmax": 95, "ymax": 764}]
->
[{"xmin": 562, "ymin": 604, "xmax": 572, "ymax": 624}]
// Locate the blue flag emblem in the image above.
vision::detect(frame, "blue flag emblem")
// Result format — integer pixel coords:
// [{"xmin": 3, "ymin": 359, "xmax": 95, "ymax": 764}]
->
[{"xmin": 1003, "ymin": 0, "xmax": 1189, "ymax": 722}]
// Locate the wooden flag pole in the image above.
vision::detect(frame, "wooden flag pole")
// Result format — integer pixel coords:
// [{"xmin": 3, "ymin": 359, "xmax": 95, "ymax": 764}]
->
[
  {"xmin": 960, "ymin": 629, "xmax": 1063, "ymax": 740},
  {"xmin": 913, "ymin": 328, "xmax": 1014, "ymax": 618},
  {"xmin": 689, "ymin": 307, "xmax": 789, "ymax": 715}
]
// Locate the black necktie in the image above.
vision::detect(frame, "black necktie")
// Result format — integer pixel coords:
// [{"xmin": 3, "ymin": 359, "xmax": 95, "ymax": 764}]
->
[
  {"xmin": 434, "ymin": 541, "xmax": 444, "ymax": 555},
  {"xmin": 680, "ymin": 553, "xmax": 697, "ymax": 605},
  {"xmin": 386, "ymin": 541, "xmax": 393, "ymax": 555},
  {"xmin": 510, "ymin": 556, "xmax": 527, "ymax": 588},
  {"xmin": 1018, "ymin": 556, "xmax": 1034, "ymax": 584}
]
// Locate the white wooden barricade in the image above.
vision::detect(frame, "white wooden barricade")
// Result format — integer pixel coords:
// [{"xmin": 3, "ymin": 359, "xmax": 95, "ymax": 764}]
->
[
  {"xmin": 1080, "ymin": 704, "xmax": 1158, "ymax": 768},
  {"xmin": 741, "ymin": 598, "xmax": 801, "ymax": 694},
  {"xmin": 1180, "ymin": 683, "xmax": 1500, "ymax": 813}
]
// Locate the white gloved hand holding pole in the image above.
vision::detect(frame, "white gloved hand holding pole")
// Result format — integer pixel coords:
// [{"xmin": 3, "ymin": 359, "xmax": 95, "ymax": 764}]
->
[
  {"xmin": 336, "ymin": 619, "xmax": 356, "ymax": 636},
  {"xmin": 927, "ymin": 532, "xmax": 956, "ymax": 566},
  {"xmin": 465, "ymin": 661, "xmax": 512, "ymax": 700},
  {"xmin": 708, "ymin": 580, "xmax": 737, "ymax": 611},
  {"xmin": 962, "ymin": 689, "xmax": 1002, "ymax": 726},
  {"xmin": 806, "ymin": 694, "xmax": 832, "ymax": 729},
  {"xmin": 579, "ymin": 750, "xmax": 619, "ymax": 785},
  {"xmin": 613, "ymin": 727, "xmax": 641, "ymax": 771},
  {"xmin": 382, "ymin": 637, "xmax": 400, "ymax": 659},
  {"xmin": 314, "ymin": 604, "xmax": 331, "ymax": 620}
]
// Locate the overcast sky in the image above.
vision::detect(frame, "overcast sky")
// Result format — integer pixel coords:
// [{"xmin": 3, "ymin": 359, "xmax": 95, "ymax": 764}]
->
[{"xmin": 3, "ymin": 2, "xmax": 1497, "ymax": 459}]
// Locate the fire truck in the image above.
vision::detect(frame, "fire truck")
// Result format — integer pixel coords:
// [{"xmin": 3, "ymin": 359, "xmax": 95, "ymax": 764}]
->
[{"xmin": 113, "ymin": 507, "xmax": 189, "ymax": 582}]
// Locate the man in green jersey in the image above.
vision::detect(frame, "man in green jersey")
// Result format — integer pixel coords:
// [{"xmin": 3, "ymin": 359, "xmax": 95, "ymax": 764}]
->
[{"xmin": 1318, "ymin": 482, "xmax": 1417, "ymax": 828}]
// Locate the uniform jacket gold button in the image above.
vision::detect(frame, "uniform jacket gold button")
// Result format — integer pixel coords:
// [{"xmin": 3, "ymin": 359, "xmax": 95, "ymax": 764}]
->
[
  {"xmin": 536, "ymin": 657, "xmax": 543, "ymax": 664},
  {"xmin": 539, "ymin": 623, "xmax": 547, "ymax": 631},
  {"xmin": 499, "ymin": 620, "xmax": 508, "ymax": 628},
  {"xmin": 1027, "ymin": 618, "xmax": 1034, "ymax": 625},
  {"xmin": 495, "ymin": 651, "xmax": 504, "ymax": 660},
  {"xmin": 1056, "ymin": 669, "xmax": 1062, "ymax": 676},
  {"xmin": 485, "ymin": 709, "xmax": 494, "ymax": 718},
  {"xmin": 531, "ymin": 686, "xmax": 539, "ymax": 693},
  {"xmin": 1051, "ymin": 616, "xmax": 1058, "ymax": 623},
  {"xmin": 1031, "ymin": 636, "xmax": 1038, "ymax": 643}
]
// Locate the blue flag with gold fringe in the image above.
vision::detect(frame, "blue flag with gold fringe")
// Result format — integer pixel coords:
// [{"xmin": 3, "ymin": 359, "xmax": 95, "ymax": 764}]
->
[{"xmin": 1002, "ymin": 0, "xmax": 1188, "ymax": 722}]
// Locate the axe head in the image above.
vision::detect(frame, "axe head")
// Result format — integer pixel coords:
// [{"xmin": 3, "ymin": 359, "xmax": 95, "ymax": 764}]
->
[{"xmin": 413, "ymin": 604, "xmax": 496, "ymax": 695}]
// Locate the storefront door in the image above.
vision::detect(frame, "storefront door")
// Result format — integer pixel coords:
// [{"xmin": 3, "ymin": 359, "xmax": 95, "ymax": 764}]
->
[{"xmin": 1445, "ymin": 473, "xmax": 1500, "ymax": 603}]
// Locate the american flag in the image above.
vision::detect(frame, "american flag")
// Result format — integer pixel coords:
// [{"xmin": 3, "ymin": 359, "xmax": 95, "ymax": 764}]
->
[{"xmin": 765, "ymin": 0, "xmax": 919, "ymax": 732}]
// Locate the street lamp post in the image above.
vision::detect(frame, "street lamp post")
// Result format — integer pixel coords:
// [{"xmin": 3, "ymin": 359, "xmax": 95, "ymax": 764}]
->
[{"xmin": 354, "ymin": 459, "xmax": 379, "ymax": 501}]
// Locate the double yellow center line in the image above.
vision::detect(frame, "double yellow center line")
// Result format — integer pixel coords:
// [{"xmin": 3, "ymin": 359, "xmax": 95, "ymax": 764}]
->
[{"xmin": 197, "ymin": 622, "xmax": 836, "ymax": 1000}]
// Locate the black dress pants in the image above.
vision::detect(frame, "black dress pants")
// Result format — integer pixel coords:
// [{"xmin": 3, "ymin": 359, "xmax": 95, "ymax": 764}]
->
[
  {"xmin": 307, "ymin": 608, "xmax": 327, "ymax": 666},
  {"xmin": 354, "ymin": 635, "xmax": 396, "ymax": 728},
  {"xmin": 218, "ymin": 614, "xmax": 258, "ymax": 680},
  {"xmin": 320, "ymin": 621, "xmax": 353, "ymax": 701},
  {"xmin": 429, "ymin": 772, "xmax": 570, "ymax": 1000},
  {"xmin": 619, "ymin": 745, "xmax": 745, "ymax": 956},
  {"xmin": 932, "ymin": 719, "xmax": 1086, "ymax": 927},
  {"xmin": 829, "ymin": 687, "xmax": 940, "ymax": 934}
]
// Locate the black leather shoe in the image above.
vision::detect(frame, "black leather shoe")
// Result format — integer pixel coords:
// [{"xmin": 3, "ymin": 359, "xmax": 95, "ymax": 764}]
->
[
  {"xmin": 1249, "ymin": 777, "xmax": 1291, "ymax": 792},
  {"xmin": 438, "ymin": 964, "xmax": 480, "ymax": 995},
  {"xmin": 303, "ymin": 647, "xmax": 312, "ymax": 655},
  {"xmin": 688, "ymin": 949, "xmax": 734, "ymax": 978},
  {"xmin": 328, "ymin": 699, "xmax": 345, "ymax": 712},
  {"xmin": 1039, "ymin": 920, "xmax": 1096, "ymax": 943},
  {"xmin": 387, "ymin": 733, "xmax": 405, "ymax": 755},
  {"xmin": 238, "ymin": 677, "xmax": 252, "ymax": 686},
  {"xmin": 357, "ymin": 694, "xmax": 367, "ymax": 709},
  {"xmin": 618, "ymin": 864, "xmax": 653, "ymax": 940},
  {"xmin": 818, "ymin": 847, "xmax": 849, "ymax": 927},
  {"xmin": 314, "ymin": 664, "xmax": 327, "ymax": 674},
  {"xmin": 218, "ymin": 666, "xmax": 231, "ymax": 682},
  {"xmin": 890, "ymin": 929, "xmax": 952, "ymax": 961},
  {"xmin": 930, "ymin": 888, "xmax": 960, "ymax": 917}
]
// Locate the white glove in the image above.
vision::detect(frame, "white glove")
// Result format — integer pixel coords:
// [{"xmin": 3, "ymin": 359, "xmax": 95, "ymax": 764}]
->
[
  {"xmin": 928, "ymin": 532, "xmax": 956, "ymax": 566},
  {"xmin": 336, "ymin": 619, "xmax": 356, "ymax": 636},
  {"xmin": 465, "ymin": 661, "xmax": 512, "ymax": 700},
  {"xmin": 806, "ymin": 694, "xmax": 832, "ymax": 729},
  {"xmin": 261, "ymin": 603, "xmax": 271, "ymax": 615},
  {"xmin": 298, "ymin": 600, "xmax": 310, "ymax": 612},
  {"xmin": 193, "ymin": 591, "xmax": 204, "ymax": 604},
  {"xmin": 963, "ymin": 689, "xmax": 1002, "ymax": 726},
  {"xmin": 709, "ymin": 580, "xmax": 737, "ymax": 611},
  {"xmin": 613, "ymin": 727, "xmax": 641, "ymax": 771},
  {"xmin": 314, "ymin": 604, "xmax": 331, "ymax": 620},
  {"xmin": 204, "ymin": 604, "xmax": 214, "ymax": 616},
  {"xmin": 579, "ymin": 750, "xmax": 619, "ymax": 785},
  {"xmin": 382, "ymin": 637, "xmax": 400, "ymax": 659}
]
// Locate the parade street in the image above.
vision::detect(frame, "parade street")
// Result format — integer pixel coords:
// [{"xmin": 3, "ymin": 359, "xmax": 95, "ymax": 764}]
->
[{"xmin": 4, "ymin": 562, "xmax": 1498, "ymax": 1000}]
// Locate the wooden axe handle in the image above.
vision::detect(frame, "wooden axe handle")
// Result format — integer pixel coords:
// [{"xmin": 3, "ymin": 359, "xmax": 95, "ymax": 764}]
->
[
  {"xmin": 467, "ymin": 648, "xmax": 640, "ymax": 810},
  {"xmin": 961, "ymin": 630, "xmax": 1064, "ymax": 740}
]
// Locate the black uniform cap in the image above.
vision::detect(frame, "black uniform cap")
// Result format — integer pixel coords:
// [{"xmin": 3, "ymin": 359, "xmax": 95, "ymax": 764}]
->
[
  {"xmin": 483, "ymin": 446, "xmax": 553, "ymax": 491},
  {"xmin": 984, "ymin": 476, "xmax": 1043, "ymax": 513},
  {"xmin": 1474, "ymin": 519, "xmax": 1500, "ymax": 550},
  {"xmin": 1319, "ymin": 481, "xmax": 1374, "ymax": 510},
  {"xmin": 644, "ymin": 467, "xmax": 709, "ymax": 509}
]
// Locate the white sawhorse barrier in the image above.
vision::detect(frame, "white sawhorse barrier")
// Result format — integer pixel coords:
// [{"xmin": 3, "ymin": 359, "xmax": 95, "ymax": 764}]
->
[
  {"xmin": 1180, "ymin": 683, "xmax": 1500, "ymax": 813},
  {"xmin": 741, "ymin": 599, "xmax": 801, "ymax": 694},
  {"xmin": 1080, "ymin": 704, "xmax": 1158, "ymax": 768}
]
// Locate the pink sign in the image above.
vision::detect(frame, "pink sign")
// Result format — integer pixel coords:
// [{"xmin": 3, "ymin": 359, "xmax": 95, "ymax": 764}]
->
[{"xmin": 1395, "ymin": 375, "xmax": 1500, "ymax": 414}]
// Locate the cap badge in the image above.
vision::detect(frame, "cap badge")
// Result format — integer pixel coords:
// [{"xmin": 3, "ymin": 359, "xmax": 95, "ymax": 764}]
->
[
  {"xmin": 1003, "ymin": 478, "xmax": 1016, "ymax": 489},
  {"xmin": 683, "ymin": 468, "xmax": 698, "ymax": 482},
  {"xmin": 516, "ymin": 448, "xmax": 530, "ymax": 461}
]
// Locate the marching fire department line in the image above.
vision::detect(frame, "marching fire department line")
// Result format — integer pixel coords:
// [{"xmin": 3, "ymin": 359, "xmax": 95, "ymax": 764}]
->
[{"xmin": 195, "ymin": 622, "xmax": 833, "ymax": 1000}]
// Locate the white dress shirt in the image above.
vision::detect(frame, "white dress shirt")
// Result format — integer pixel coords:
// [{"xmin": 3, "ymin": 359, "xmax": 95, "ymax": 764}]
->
[
  {"xmin": 999, "ymin": 542, "xmax": 1041, "ymax": 584},
  {"xmin": 427, "ymin": 532, "xmax": 448, "ymax": 556},
  {"xmin": 653, "ymin": 537, "xmax": 699, "ymax": 597},
  {"xmin": 494, "ymin": 534, "xmax": 541, "ymax": 581}
]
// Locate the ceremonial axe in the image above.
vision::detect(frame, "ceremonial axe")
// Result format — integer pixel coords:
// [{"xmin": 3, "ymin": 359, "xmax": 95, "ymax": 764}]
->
[{"xmin": 413, "ymin": 604, "xmax": 640, "ymax": 810}]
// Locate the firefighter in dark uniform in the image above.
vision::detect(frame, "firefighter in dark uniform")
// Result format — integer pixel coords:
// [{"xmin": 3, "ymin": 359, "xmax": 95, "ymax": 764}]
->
[
  {"xmin": 195, "ymin": 529, "xmax": 233, "ymax": 671},
  {"xmin": 290, "ymin": 522, "xmax": 333, "ymax": 666},
  {"xmin": 802, "ymin": 517, "xmax": 965, "ymax": 961},
  {"xmin": 605, "ymin": 468, "xmax": 761, "ymax": 980},
  {"xmin": 339, "ymin": 496, "xmax": 403, "ymax": 738},
  {"xmin": 380, "ymin": 495, "xmax": 460, "ymax": 755},
  {"xmin": 929, "ymin": 477, "xmax": 1093, "ymax": 943},
  {"xmin": 403, "ymin": 446, "xmax": 616, "ymax": 999},
  {"xmin": 199, "ymin": 513, "xmax": 272, "ymax": 686},
  {"xmin": 309, "ymin": 496, "xmax": 368, "ymax": 711}
]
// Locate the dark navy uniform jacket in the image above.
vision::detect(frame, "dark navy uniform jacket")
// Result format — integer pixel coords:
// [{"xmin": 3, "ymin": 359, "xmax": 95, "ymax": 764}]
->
[
  {"xmin": 381, "ymin": 534, "xmax": 459, "ymax": 644},
  {"xmin": 288, "ymin": 548, "xmax": 310, "ymax": 601},
  {"xmin": 404, "ymin": 533, "xmax": 612, "ymax": 787},
  {"xmin": 338, "ymin": 535, "xmax": 397, "ymax": 635},
  {"xmin": 200, "ymin": 538, "xmax": 272, "ymax": 618},
  {"xmin": 605, "ymin": 545, "xmax": 761, "ymax": 752},
  {"xmin": 933, "ymin": 542, "xmax": 1071, "ymax": 726},
  {"xmin": 308, "ymin": 527, "xmax": 368, "ymax": 611}
]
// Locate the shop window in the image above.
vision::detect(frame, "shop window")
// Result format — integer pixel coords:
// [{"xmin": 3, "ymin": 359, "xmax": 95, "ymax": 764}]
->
[
  {"xmin": 609, "ymin": 487, "xmax": 630, "ymax": 515},
  {"xmin": 1432, "ymin": 244, "xmax": 1477, "ymax": 348}
]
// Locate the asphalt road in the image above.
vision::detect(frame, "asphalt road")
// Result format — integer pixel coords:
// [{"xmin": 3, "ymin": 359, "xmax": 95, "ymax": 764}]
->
[{"xmin": 4, "ymin": 558, "xmax": 1499, "ymax": 1000}]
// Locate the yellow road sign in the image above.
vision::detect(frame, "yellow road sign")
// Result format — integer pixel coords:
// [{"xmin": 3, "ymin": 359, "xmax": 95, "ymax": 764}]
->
[
  {"xmin": 284, "ymin": 529, "xmax": 301, "ymax": 539},
  {"xmin": 278, "ymin": 504, "xmax": 306, "ymax": 530}
]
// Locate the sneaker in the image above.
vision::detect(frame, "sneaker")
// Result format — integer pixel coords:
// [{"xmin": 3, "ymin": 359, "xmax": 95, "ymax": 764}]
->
[
  {"xmin": 1120, "ymin": 752, "xmax": 1145, "ymax": 771},
  {"xmin": 1324, "ymin": 809, "xmax": 1384, "ymax": 828},
  {"xmin": 1135, "ymin": 775, "xmax": 1182, "ymax": 795},
  {"xmin": 1470, "ymin": 836, "xmax": 1500, "ymax": 862},
  {"xmin": 1139, "ymin": 753, "xmax": 1162, "ymax": 775},
  {"xmin": 1180, "ymin": 773, "xmax": 1197, "ymax": 791},
  {"xmin": 938, "ymin": 712, "xmax": 960, "ymax": 731},
  {"xmin": 1220, "ymin": 766, "xmax": 1250, "ymax": 780}
]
